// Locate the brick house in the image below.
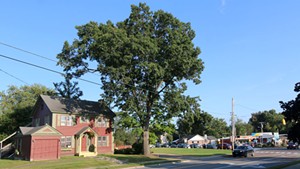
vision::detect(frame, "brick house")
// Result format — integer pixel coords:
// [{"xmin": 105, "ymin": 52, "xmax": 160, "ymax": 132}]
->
[{"xmin": 14, "ymin": 95, "xmax": 116, "ymax": 161}]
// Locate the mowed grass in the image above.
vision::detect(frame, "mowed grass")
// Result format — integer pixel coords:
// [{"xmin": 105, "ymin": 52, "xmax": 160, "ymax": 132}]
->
[
  {"xmin": 151, "ymin": 148, "xmax": 232, "ymax": 156},
  {"xmin": 0, "ymin": 156, "xmax": 113, "ymax": 169},
  {"xmin": 0, "ymin": 149, "xmax": 229, "ymax": 169},
  {"xmin": 0, "ymin": 155, "xmax": 174, "ymax": 169}
]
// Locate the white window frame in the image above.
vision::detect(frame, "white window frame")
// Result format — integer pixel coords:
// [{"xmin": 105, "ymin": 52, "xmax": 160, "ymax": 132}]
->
[
  {"xmin": 61, "ymin": 115, "xmax": 72, "ymax": 126},
  {"xmin": 61, "ymin": 136, "xmax": 72, "ymax": 148},
  {"xmin": 98, "ymin": 136, "xmax": 108, "ymax": 147}
]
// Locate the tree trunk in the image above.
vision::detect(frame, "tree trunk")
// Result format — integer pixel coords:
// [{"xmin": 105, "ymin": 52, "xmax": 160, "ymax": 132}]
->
[{"xmin": 143, "ymin": 129, "xmax": 150, "ymax": 156}]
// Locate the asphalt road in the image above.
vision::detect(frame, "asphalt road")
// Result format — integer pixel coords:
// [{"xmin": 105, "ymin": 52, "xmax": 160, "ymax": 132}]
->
[{"xmin": 131, "ymin": 148, "xmax": 300, "ymax": 169}]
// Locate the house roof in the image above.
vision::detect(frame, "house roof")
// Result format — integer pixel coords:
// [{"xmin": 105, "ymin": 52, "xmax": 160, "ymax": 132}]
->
[
  {"xmin": 19, "ymin": 124, "xmax": 62, "ymax": 136},
  {"xmin": 188, "ymin": 134, "xmax": 205, "ymax": 141},
  {"xmin": 40, "ymin": 95, "xmax": 116, "ymax": 118},
  {"xmin": 207, "ymin": 136, "xmax": 216, "ymax": 140},
  {"xmin": 75, "ymin": 126, "xmax": 98, "ymax": 137}
]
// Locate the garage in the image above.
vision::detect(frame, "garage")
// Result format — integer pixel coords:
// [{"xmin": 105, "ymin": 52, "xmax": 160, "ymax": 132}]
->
[
  {"xmin": 16, "ymin": 124, "xmax": 62, "ymax": 161},
  {"xmin": 32, "ymin": 139, "xmax": 59, "ymax": 160}
]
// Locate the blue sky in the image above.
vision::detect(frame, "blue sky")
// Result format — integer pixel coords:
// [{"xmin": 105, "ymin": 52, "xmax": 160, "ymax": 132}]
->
[{"xmin": 1, "ymin": 0, "xmax": 299, "ymax": 124}]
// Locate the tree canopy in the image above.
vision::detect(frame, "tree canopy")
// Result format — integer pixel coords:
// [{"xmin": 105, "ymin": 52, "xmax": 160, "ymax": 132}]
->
[
  {"xmin": 280, "ymin": 82, "xmax": 300, "ymax": 142},
  {"xmin": 248, "ymin": 109, "xmax": 285, "ymax": 133},
  {"xmin": 53, "ymin": 72, "xmax": 83, "ymax": 99},
  {"xmin": 0, "ymin": 84, "xmax": 56, "ymax": 140},
  {"xmin": 56, "ymin": 3, "xmax": 204, "ymax": 155}
]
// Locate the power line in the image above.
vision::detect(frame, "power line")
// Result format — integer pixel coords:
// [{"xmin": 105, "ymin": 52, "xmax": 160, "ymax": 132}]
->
[
  {"xmin": 236, "ymin": 103, "xmax": 258, "ymax": 112},
  {"xmin": 0, "ymin": 54, "xmax": 101, "ymax": 86},
  {"xmin": 0, "ymin": 68, "xmax": 29, "ymax": 85},
  {"xmin": 0, "ymin": 41, "xmax": 100, "ymax": 77},
  {"xmin": 0, "ymin": 41, "xmax": 57, "ymax": 63}
]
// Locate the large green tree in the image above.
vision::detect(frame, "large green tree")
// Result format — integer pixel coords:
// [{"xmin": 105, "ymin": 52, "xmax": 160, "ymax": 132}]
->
[
  {"xmin": 248, "ymin": 109, "xmax": 285, "ymax": 133},
  {"xmin": 280, "ymin": 82, "xmax": 300, "ymax": 142},
  {"xmin": 56, "ymin": 3, "xmax": 204, "ymax": 155},
  {"xmin": 0, "ymin": 84, "xmax": 56, "ymax": 140}
]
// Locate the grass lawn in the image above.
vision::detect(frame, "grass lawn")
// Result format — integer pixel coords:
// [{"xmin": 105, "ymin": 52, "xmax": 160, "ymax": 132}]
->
[
  {"xmin": 151, "ymin": 148, "xmax": 232, "ymax": 156},
  {"xmin": 0, "ymin": 149, "xmax": 229, "ymax": 169},
  {"xmin": 0, "ymin": 155, "xmax": 175, "ymax": 169}
]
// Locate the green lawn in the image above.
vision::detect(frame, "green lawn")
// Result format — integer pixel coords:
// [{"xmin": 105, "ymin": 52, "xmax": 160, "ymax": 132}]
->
[
  {"xmin": 0, "ymin": 155, "xmax": 174, "ymax": 169},
  {"xmin": 0, "ymin": 149, "xmax": 229, "ymax": 169},
  {"xmin": 151, "ymin": 148, "xmax": 232, "ymax": 156}
]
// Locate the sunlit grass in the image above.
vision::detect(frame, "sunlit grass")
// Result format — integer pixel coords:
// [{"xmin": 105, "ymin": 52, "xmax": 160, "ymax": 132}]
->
[{"xmin": 151, "ymin": 148, "xmax": 232, "ymax": 156}]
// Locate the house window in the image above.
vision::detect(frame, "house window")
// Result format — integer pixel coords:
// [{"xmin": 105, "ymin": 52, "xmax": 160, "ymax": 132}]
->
[
  {"xmin": 61, "ymin": 115, "xmax": 72, "ymax": 126},
  {"xmin": 80, "ymin": 116, "xmax": 89, "ymax": 123},
  {"xmin": 98, "ymin": 136, "xmax": 108, "ymax": 146},
  {"xmin": 61, "ymin": 136, "xmax": 72, "ymax": 148},
  {"xmin": 97, "ymin": 117, "xmax": 107, "ymax": 127}
]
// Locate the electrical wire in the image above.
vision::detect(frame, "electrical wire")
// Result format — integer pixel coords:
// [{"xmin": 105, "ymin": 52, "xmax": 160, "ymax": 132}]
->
[
  {"xmin": 0, "ymin": 41, "xmax": 100, "ymax": 77},
  {"xmin": 0, "ymin": 68, "xmax": 29, "ymax": 85},
  {"xmin": 0, "ymin": 54, "xmax": 101, "ymax": 86},
  {"xmin": 0, "ymin": 41, "xmax": 57, "ymax": 63}
]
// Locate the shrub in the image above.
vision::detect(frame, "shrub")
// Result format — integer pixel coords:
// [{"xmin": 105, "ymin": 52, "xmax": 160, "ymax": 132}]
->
[
  {"xmin": 89, "ymin": 144, "xmax": 95, "ymax": 152},
  {"xmin": 132, "ymin": 142, "xmax": 144, "ymax": 154},
  {"xmin": 114, "ymin": 148, "xmax": 134, "ymax": 154}
]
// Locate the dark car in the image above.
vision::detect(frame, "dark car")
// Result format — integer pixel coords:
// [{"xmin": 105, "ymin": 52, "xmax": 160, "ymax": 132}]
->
[
  {"xmin": 177, "ymin": 143, "xmax": 190, "ymax": 148},
  {"xmin": 206, "ymin": 144, "xmax": 217, "ymax": 149},
  {"xmin": 217, "ymin": 143, "xmax": 232, "ymax": 150},
  {"xmin": 190, "ymin": 143, "xmax": 202, "ymax": 148},
  {"xmin": 287, "ymin": 142, "xmax": 299, "ymax": 149},
  {"xmin": 170, "ymin": 144, "xmax": 178, "ymax": 148},
  {"xmin": 232, "ymin": 145, "xmax": 254, "ymax": 157},
  {"xmin": 161, "ymin": 143, "xmax": 170, "ymax": 148}
]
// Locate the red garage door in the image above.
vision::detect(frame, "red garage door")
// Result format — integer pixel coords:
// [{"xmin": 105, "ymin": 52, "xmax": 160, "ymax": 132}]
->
[{"xmin": 33, "ymin": 139, "xmax": 58, "ymax": 161}]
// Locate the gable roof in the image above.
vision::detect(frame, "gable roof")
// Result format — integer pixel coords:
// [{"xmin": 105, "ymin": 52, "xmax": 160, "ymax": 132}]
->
[
  {"xmin": 188, "ymin": 134, "xmax": 205, "ymax": 141},
  {"xmin": 75, "ymin": 126, "xmax": 98, "ymax": 137},
  {"xmin": 39, "ymin": 95, "xmax": 116, "ymax": 118},
  {"xmin": 19, "ymin": 124, "xmax": 62, "ymax": 136}
]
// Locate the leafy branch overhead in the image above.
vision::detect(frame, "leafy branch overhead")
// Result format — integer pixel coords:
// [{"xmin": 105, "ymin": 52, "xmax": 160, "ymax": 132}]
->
[{"xmin": 57, "ymin": 3, "xmax": 204, "ymax": 155}]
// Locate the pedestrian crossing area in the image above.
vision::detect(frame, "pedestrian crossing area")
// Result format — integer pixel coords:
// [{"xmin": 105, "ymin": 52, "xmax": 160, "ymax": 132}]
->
[{"xmin": 255, "ymin": 150, "xmax": 300, "ymax": 156}]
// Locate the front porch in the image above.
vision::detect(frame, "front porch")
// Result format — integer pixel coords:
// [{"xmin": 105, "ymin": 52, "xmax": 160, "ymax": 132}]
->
[{"xmin": 75, "ymin": 127, "xmax": 98, "ymax": 157}]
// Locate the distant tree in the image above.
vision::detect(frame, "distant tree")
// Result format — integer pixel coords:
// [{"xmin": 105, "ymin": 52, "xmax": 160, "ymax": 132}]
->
[
  {"xmin": 206, "ymin": 118, "xmax": 229, "ymax": 138},
  {"xmin": 176, "ymin": 98, "xmax": 229, "ymax": 138},
  {"xmin": 56, "ymin": 3, "xmax": 204, "ymax": 155},
  {"xmin": 280, "ymin": 82, "xmax": 300, "ymax": 142},
  {"xmin": 0, "ymin": 84, "xmax": 56, "ymax": 139},
  {"xmin": 248, "ymin": 109, "xmax": 285, "ymax": 133},
  {"xmin": 235, "ymin": 119, "xmax": 253, "ymax": 136},
  {"xmin": 53, "ymin": 69, "xmax": 83, "ymax": 99}
]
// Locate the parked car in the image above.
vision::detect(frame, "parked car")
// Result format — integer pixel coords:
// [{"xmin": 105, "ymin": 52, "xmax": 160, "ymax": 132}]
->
[
  {"xmin": 217, "ymin": 143, "xmax": 232, "ymax": 150},
  {"xmin": 149, "ymin": 144, "xmax": 155, "ymax": 148},
  {"xmin": 155, "ymin": 143, "xmax": 161, "ymax": 148},
  {"xmin": 170, "ymin": 144, "xmax": 178, "ymax": 148},
  {"xmin": 161, "ymin": 143, "xmax": 170, "ymax": 148},
  {"xmin": 177, "ymin": 143, "xmax": 190, "ymax": 148},
  {"xmin": 232, "ymin": 145, "xmax": 254, "ymax": 157},
  {"xmin": 206, "ymin": 144, "xmax": 217, "ymax": 149},
  {"xmin": 287, "ymin": 142, "xmax": 299, "ymax": 149},
  {"xmin": 190, "ymin": 143, "xmax": 202, "ymax": 148}
]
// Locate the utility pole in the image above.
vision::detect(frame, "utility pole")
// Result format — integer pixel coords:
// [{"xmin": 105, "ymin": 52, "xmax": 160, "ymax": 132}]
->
[
  {"xmin": 259, "ymin": 122, "xmax": 264, "ymax": 144},
  {"xmin": 231, "ymin": 98, "xmax": 235, "ymax": 150}
]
